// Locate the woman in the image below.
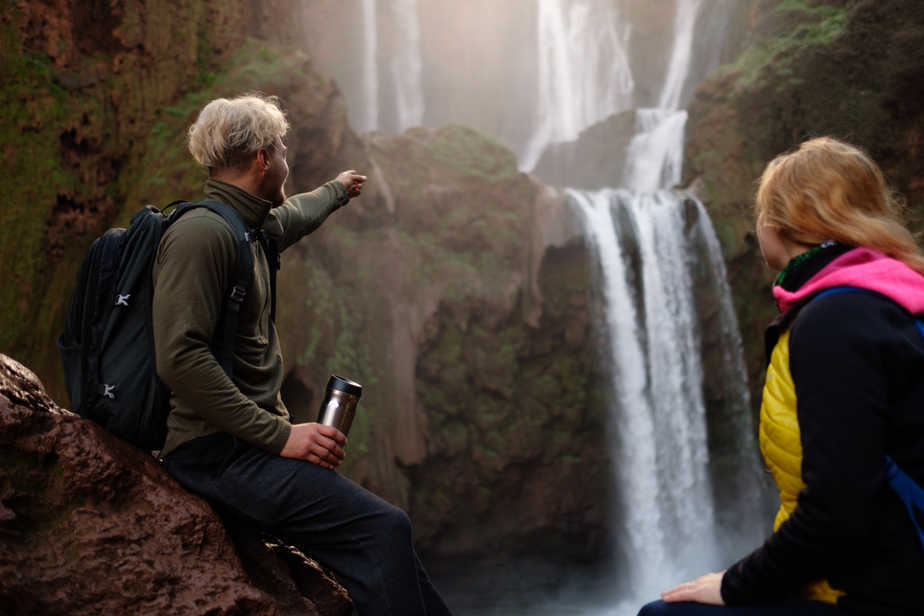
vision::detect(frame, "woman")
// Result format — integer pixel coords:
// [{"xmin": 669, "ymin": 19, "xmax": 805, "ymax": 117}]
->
[{"xmin": 638, "ymin": 137, "xmax": 924, "ymax": 615}]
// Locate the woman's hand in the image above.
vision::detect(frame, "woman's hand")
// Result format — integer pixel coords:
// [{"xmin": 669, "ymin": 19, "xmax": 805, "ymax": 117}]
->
[{"xmin": 661, "ymin": 570, "xmax": 726, "ymax": 605}]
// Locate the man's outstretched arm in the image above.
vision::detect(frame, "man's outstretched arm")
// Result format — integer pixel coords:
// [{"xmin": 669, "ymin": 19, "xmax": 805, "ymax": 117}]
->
[{"xmin": 269, "ymin": 170, "xmax": 367, "ymax": 250}]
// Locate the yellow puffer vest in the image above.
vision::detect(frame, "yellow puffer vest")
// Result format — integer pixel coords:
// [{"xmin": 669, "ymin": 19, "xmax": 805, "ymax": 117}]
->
[{"xmin": 760, "ymin": 329, "xmax": 844, "ymax": 604}]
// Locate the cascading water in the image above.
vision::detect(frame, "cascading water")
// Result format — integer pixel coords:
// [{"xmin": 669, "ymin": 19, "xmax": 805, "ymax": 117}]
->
[
  {"xmin": 389, "ymin": 0, "xmax": 424, "ymax": 130},
  {"xmin": 658, "ymin": 0, "xmax": 703, "ymax": 110},
  {"xmin": 623, "ymin": 109, "xmax": 688, "ymax": 193},
  {"xmin": 557, "ymin": 0, "xmax": 762, "ymax": 611},
  {"xmin": 522, "ymin": 0, "xmax": 634, "ymax": 170},
  {"xmin": 361, "ymin": 0, "xmax": 379, "ymax": 133},
  {"xmin": 354, "ymin": 0, "xmax": 425, "ymax": 134},
  {"xmin": 569, "ymin": 188, "xmax": 729, "ymax": 611}
]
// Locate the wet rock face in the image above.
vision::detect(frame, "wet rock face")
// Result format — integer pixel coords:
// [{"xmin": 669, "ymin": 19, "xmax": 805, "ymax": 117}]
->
[
  {"xmin": 408, "ymin": 238, "xmax": 611, "ymax": 562},
  {"xmin": 530, "ymin": 110, "xmax": 638, "ymax": 190},
  {"xmin": 0, "ymin": 353, "xmax": 351, "ymax": 616}
]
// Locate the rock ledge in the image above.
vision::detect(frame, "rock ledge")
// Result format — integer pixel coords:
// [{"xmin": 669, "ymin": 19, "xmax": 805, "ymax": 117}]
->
[{"xmin": 0, "ymin": 353, "xmax": 351, "ymax": 616}]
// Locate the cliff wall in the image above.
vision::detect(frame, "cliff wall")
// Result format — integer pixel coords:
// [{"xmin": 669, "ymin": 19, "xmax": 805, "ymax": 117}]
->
[
  {"xmin": 684, "ymin": 0, "xmax": 924, "ymax": 413},
  {"xmin": 1, "ymin": 0, "xmax": 308, "ymax": 399}
]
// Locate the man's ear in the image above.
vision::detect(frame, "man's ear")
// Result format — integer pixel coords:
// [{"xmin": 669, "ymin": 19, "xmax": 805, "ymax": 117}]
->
[{"xmin": 257, "ymin": 148, "xmax": 271, "ymax": 171}]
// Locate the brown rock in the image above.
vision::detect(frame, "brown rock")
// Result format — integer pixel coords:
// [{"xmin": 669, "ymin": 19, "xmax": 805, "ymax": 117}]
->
[
  {"xmin": 0, "ymin": 353, "xmax": 351, "ymax": 616},
  {"xmin": 530, "ymin": 110, "xmax": 638, "ymax": 189}
]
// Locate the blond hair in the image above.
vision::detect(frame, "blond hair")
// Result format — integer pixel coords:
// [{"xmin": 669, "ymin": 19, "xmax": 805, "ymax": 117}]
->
[
  {"xmin": 755, "ymin": 136, "xmax": 924, "ymax": 275},
  {"xmin": 187, "ymin": 93, "xmax": 289, "ymax": 169}
]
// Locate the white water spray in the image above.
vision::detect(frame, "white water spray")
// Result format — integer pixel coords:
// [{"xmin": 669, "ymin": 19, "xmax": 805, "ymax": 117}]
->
[
  {"xmin": 390, "ymin": 0, "xmax": 424, "ymax": 130},
  {"xmin": 361, "ymin": 0, "xmax": 379, "ymax": 133},
  {"xmin": 658, "ymin": 0, "xmax": 703, "ymax": 110},
  {"xmin": 560, "ymin": 1, "xmax": 753, "ymax": 608},
  {"xmin": 570, "ymin": 187, "xmax": 722, "ymax": 604},
  {"xmin": 522, "ymin": 0, "xmax": 634, "ymax": 170},
  {"xmin": 623, "ymin": 109, "xmax": 688, "ymax": 192}
]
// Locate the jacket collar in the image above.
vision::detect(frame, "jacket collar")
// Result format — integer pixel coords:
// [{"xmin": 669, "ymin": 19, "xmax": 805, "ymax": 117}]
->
[
  {"xmin": 204, "ymin": 179, "xmax": 273, "ymax": 229},
  {"xmin": 773, "ymin": 247, "xmax": 924, "ymax": 315}
]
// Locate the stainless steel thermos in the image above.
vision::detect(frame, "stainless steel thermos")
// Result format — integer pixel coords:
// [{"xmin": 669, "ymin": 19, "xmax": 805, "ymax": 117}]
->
[{"xmin": 317, "ymin": 375, "xmax": 362, "ymax": 435}]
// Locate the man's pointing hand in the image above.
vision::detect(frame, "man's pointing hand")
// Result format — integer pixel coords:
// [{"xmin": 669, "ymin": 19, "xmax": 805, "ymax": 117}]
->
[{"xmin": 335, "ymin": 170, "xmax": 367, "ymax": 199}]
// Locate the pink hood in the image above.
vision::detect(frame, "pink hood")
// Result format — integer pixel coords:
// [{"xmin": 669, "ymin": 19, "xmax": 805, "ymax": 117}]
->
[{"xmin": 773, "ymin": 247, "xmax": 924, "ymax": 314}]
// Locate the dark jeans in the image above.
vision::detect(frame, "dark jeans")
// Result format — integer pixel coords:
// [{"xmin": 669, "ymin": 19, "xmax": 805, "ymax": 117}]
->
[
  {"xmin": 163, "ymin": 433, "xmax": 452, "ymax": 616},
  {"xmin": 638, "ymin": 599, "xmax": 845, "ymax": 616}
]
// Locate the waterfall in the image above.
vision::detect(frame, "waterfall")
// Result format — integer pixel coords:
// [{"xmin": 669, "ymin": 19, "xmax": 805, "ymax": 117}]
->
[
  {"xmin": 357, "ymin": 0, "xmax": 423, "ymax": 133},
  {"xmin": 623, "ymin": 109, "xmax": 688, "ymax": 192},
  {"xmin": 571, "ymin": 187, "xmax": 728, "ymax": 605},
  {"xmin": 559, "ymin": 0, "xmax": 757, "ymax": 606},
  {"xmin": 658, "ymin": 0, "xmax": 703, "ymax": 110},
  {"xmin": 522, "ymin": 0, "xmax": 634, "ymax": 170},
  {"xmin": 361, "ymin": 0, "xmax": 379, "ymax": 133},
  {"xmin": 389, "ymin": 0, "xmax": 424, "ymax": 130}
]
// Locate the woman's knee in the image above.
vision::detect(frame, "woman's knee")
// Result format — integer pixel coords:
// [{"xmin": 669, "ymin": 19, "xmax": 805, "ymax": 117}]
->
[
  {"xmin": 638, "ymin": 600, "xmax": 667, "ymax": 616},
  {"xmin": 637, "ymin": 599, "xmax": 695, "ymax": 616}
]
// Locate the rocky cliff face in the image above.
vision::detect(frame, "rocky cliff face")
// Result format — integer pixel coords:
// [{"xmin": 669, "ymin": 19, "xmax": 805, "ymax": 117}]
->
[
  {"xmin": 0, "ymin": 353, "xmax": 352, "ymax": 615},
  {"xmin": 1, "ymin": 0, "xmax": 309, "ymax": 400},
  {"xmin": 684, "ymin": 0, "xmax": 924, "ymax": 412}
]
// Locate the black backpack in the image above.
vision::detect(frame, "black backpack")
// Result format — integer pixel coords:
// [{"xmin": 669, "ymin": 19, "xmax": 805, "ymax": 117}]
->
[{"xmin": 58, "ymin": 200, "xmax": 279, "ymax": 450}]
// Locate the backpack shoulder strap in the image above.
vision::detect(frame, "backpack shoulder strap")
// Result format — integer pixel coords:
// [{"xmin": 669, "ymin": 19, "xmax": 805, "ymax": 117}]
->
[
  {"xmin": 169, "ymin": 200, "xmax": 254, "ymax": 380},
  {"xmin": 258, "ymin": 233, "xmax": 280, "ymax": 322},
  {"xmin": 885, "ymin": 457, "xmax": 924, "ymax": 553},
  {"xmin": 811, "ymin": 286, "xmax": 880, "ymax": 302}
]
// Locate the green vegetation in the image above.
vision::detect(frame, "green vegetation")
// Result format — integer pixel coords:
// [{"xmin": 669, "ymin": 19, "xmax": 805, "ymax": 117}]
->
[
  {"xmin": 2, "ymin": 3, "xmax": 288, "ymax": 397},
  {"xmin": 714, "ymin": 1, "xmax": 848, "ymax": 88},
  {"xmin": 121, "ymin": 38, "xmax": 310, "ymax": 218},
  {"xmin": 0, "ymin": 18, "xmax": 76, "ymax": 351},
  {"xmin": 425, "ymin": 125, "xmax": 518, "ymax": 182}
]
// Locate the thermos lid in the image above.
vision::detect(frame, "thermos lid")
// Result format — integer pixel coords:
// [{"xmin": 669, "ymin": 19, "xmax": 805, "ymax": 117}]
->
[{"xmin": 327, "ymin": 375, "xmax": 362, "ymax": 397}]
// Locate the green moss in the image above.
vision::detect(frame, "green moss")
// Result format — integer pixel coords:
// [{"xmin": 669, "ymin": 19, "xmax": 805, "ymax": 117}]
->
[
  {"xmin": 714, "ymin": 2, "xmax": 848, "ymax": 88},
  {"xmin": 424, "ymin": 125, "xmax": 518, "ymax": 182},
  {"xmin": 123, "ymin": 38, "xmax": 318, "ymax": 212},
  {"xmin": 0, "ymin": 18, "xmax": 77, "ymax": 350}
]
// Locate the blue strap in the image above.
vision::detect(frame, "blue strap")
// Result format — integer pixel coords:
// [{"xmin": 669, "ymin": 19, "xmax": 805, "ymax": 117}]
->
[
  {"xmin": 812, "ymin": 286, "xmax": 880, "ymax": 301},
  {"xmin": 885, "ymin": 457, "xmax": 924, "ymax": 553},
  {"xmin": 811, "ymin": 286, "xmax": 924, "ymax": 553}
]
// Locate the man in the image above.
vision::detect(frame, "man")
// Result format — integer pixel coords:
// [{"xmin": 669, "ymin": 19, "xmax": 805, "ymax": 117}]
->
[{"xmin": 153, "ymin": 93, "xmax": 452, "ymax": 616}]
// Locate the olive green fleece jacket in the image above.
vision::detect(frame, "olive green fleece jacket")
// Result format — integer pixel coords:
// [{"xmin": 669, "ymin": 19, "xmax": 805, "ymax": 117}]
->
[{"xmin": 153, "ymin": 178, "xmax": 348, "ymax": 457}]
